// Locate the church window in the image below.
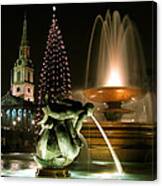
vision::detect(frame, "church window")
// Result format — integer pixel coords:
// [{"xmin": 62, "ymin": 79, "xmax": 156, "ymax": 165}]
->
[
  {"xmin": 28, "ymin": 72, "xmax": 30, "ymax": 82},
  {"xmin": 18, "ymin": 109, "xmax": 22, "ymax": 118},
  {"xmin": 23, "ymin": 109, "xmax": 27, "ymax": 116},
  {"xmin": 27, "ymin": 88, "xmax": 31, "ymax": 93},
  {"xmin": 17, "ymin": 71, "xmax": 21, "ymax": 82},
  {"xmin": 6, "ymin": 109, "xmax": 10, "ymax": 117},
  {"xmin": 18, "ymin": 60, "xmax": 22, "ymax": 65},
  {"xmin": 17, "ymin": 87, "xmax": 20, "ymax": 92},
  {"xmin": 12, "ymin": 109, "xmax": 16, "ymax": 119}
]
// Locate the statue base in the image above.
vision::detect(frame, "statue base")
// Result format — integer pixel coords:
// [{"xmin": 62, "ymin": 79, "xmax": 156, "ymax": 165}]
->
[{"xmin": 36, "ymin": 168, "xmax": 70, "ymax": 178}]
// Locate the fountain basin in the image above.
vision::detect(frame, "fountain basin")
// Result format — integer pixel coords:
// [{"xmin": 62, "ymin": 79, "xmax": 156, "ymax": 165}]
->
[
  {"xmin": 84, "ymin": 87, "xmax": 145, "ymax": 103},
  {"xmin": 81, "ymin": 120, "xmax": 156, "ymax": 162},
  {"xmin": 1, "ymin": 153, "xmax": 156, "ymax": 180}
]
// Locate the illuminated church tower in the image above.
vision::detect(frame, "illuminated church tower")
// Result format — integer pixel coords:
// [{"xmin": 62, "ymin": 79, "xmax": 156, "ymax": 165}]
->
[{"xmin": 11, "ymin": 15, "xmax": 34, "ymax": 102}]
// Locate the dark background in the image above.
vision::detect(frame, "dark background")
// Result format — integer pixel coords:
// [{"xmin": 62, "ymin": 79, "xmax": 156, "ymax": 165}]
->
[{"xmin": 1, "ymin": 2, "xmax": 157, "ymax": 97}]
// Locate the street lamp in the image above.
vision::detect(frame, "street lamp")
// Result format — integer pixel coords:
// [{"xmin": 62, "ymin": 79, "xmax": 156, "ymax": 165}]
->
[
  {"xmin": 32, "ymin": 120, "xmax": 35, "ymax": 125},
  {"xmin": 17, "ymin": 116, "xmax": 21, "ymax": 122},
  {"xmin": 13, "ymin": 121, "xmax": 16, "ymax": 126}
]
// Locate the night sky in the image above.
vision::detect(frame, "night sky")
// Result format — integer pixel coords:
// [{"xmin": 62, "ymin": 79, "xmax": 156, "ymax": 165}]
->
[{"xmin": 1, "ymin": 2, "xmax": 156, "ymax": 97}]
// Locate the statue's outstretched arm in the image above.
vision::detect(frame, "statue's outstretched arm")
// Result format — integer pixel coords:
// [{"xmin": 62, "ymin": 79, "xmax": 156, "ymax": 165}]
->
[
  {"xmin": 58, "ymin": 99, "xmax": 83, "ymax": 109},
  {"xmin": 75, "ymin": 103, "xmax": 94, "ymax": 133}
]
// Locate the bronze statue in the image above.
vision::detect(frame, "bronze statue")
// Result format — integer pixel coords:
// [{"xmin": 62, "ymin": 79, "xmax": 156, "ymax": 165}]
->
[{"xmin": 34, "ymin": 98, "xmax": 94, "ymax": 169}]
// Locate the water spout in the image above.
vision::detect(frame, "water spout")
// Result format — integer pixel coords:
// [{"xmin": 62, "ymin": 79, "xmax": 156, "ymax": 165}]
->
[{"xmin": 90, "ymin": 114, "xmax": 123, "ymax": 175}]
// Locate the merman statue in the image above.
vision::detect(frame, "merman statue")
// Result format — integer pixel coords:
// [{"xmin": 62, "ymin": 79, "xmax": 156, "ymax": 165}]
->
[{"xmin": 34, "ymin": 96, "xmax": 94, "ymax": 170}]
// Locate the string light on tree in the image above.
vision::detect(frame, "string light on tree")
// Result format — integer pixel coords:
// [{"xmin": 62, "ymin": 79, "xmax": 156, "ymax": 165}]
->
[{"xmin": 36, "ymin": 7, "xmax": 72, "ymax": 122}]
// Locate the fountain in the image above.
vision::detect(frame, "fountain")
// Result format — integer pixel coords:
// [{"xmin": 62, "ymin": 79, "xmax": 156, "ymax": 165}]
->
[
  {"xmin": 84, "ymin": 10, "xmax": 147, "ymax": 121},
  {"xmin": 80, "ymin": 9, "xmax": 155, "ymax": 179}
]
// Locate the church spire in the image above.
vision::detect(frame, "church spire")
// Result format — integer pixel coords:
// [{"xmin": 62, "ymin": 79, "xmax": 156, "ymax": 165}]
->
[
  {"xmin": 12, "ymin": 12, "xmax": 34, "ymax": 102},
  {"xmin": 19, "ymin": 13, "xmax": 30, "ymax": 59},
  {"xmin": 21, "ymin": 13, "xmax": 28, "ymax": 46}
]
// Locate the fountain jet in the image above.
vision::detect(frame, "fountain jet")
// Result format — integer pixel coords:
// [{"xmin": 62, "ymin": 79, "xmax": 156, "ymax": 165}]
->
[
  {"xmin": 85, "ymin": 10, "xmax": 147, "ymax": 89},
  {"xmin": 84, "ymin": 10, "xmax": 147, "ymax": 121},
  {"xmin": 90, "ymin": 114, "xmax": 123, "ymax": 175}
]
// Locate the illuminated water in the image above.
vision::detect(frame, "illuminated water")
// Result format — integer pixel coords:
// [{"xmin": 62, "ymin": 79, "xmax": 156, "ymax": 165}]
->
[
  {"xmin": 90, "ymin": 114, "xmax": 123, "ymax": 174},
  {"xmin": 1, "ymin": 153, "xmax": 154, "ymax": 180},
  {"xmin": 85, "ymin": 10, "xmax": 147, "ymax": 88}
]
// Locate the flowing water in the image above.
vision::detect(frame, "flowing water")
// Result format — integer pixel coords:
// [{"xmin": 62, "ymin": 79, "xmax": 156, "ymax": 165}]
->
[
  {"xmin": 85, "ymin": 10, "xmax": 147, "ymax": 89},
  {"xmin": 90, "ymin": 114, "xmax": 123, "ymax": 174}
]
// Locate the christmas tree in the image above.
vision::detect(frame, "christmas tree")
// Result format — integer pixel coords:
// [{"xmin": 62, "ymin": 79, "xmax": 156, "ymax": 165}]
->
[{"xmin": 36, "ymin": 8, "xmax": 72, "ymax": 122}]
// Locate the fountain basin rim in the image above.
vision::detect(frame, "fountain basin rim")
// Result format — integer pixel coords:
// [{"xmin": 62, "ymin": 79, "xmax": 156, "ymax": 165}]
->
[
  {"xmin": 83, "ymin": 86, "xmax": 146, "ymax": 103},
  {"xmin": 95, "ymin": 108, "xmax": 133, "ymax": 114}
]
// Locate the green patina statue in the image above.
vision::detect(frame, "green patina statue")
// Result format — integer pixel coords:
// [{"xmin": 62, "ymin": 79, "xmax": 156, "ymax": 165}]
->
[{"xmin": 34, "ymin": 97, "xmax": 94, "ymax": 169}]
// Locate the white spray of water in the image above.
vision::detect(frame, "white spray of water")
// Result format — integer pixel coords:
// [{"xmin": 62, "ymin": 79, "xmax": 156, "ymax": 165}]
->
[
  {"xmin": 85, "ymin": 10, "xmax": 146, "ymax": 89},
  {"xmin": 90, "ymin": 114, "xmax": 123, "ymax": 175}
]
